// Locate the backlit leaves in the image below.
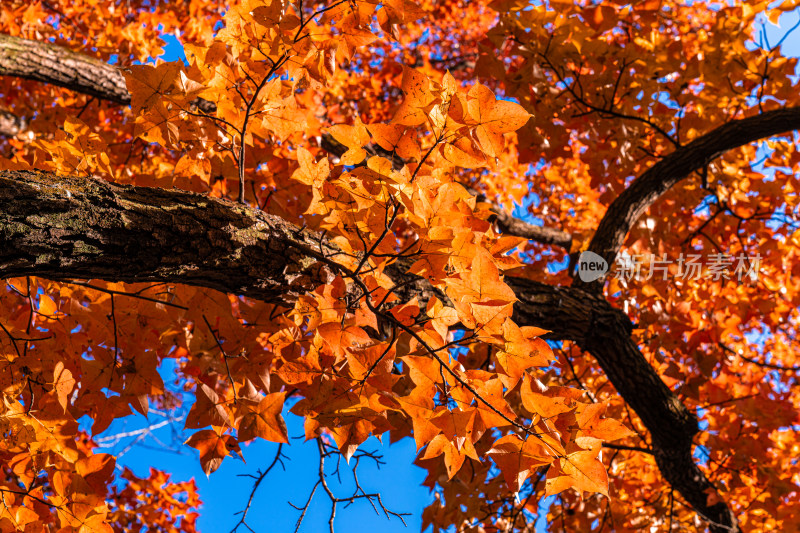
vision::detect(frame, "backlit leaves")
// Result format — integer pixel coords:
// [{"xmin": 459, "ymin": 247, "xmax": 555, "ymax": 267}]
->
[
  {"xmin": 4, "ymin": 0, "xmax": 798, "ymax": 530},
  {"xmin": 237, "ymin": 392, "xmax": 289, "ymax": 443},
  {"xmin": 185, "ymin": 427, "xmax": 241, "ymax": 476},
  {"xmin": 487, "ymin": 435, "xmax": 551, "ymax": 492}
]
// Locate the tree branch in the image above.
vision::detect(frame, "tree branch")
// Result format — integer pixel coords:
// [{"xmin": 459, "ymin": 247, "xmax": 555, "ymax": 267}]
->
[
  {"xmin": 0, "ymin": 34, "xmax": 130, "ymax": 105},
  {"xmin": 0, "ymin": 33, "xmax": 215, "ymax": 113},
  {"xmin": 490, "ymin": 206, "xmax": 572, "ymax": 249},
  {"xmin": 0, "ymin": 170, "xmax": 336, "ymax": 304},
  {"xmin": 509, "ymin": 277, "xmax": 737, "ymax": 532},
  {"xmin": 579, "ymin": 106, "xmax": 800, "ymax": 292}
]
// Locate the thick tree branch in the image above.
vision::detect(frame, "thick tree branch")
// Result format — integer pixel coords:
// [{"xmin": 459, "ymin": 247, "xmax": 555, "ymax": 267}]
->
[
  {"xmin": 0, "ymin": 33, "xmax": 215, "ymax": 113},
  {"xmin": 0, "ymin": 170, "xmax": 337, "ymax": 303},
  {"xmin": 0, "ymin": 34, "xmax": 131, "ymax": 105},
  {"xmin": 511, "ymin": 280, "xmax": 699, "ymax": 449},
  {"xmin": 580, "ymin": 106, "xmax": 800, "ymax": 292},
  {"xmin": 510, "ymin": 277, "xmax": 737, "ymax": 532},
  {"xmin": 0, "ymin": 169, "xmax": 737, "ymax": 531},
  {"xmin": 475, "ymin": 191, "xmax": 572, "ymax": 249}
]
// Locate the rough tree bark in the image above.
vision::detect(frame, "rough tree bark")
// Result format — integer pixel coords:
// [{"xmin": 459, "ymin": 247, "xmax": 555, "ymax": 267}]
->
[
  {"xmin": 0, "ymin": 34, "xmax": 215, "ymax": 114},
  {"xmin": 0, "ymin": 34, "xmax": 132, "ymax": 106},
  {"xmin": 0, "ymin": 170, "xmax": 341, "ymax": 302},
  {"xmin": 4, "ymin": 33, "xmax": 799, "ymax": 533}
]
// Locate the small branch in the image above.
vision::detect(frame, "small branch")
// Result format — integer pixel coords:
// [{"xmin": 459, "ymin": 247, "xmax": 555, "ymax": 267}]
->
[
  {"xmin": 202, "ymin": 315, "xmax": 239, "ymax": 404},
  {"xmin": 230, "ymin": 444, "xmax": 287, "ymax": 533},
  {"xmin": 292, "ymin": 439, "xmax": 408, "ymax": 533},
  {"xmin": 602, "ymin": 443, "xmax": 654, "ymax": 455}
]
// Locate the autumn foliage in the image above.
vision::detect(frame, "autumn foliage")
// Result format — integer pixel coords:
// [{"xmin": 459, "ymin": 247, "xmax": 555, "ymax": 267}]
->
[{"xmin": 1, "ymin": 0, "xmax": 800, "ymax": 532}]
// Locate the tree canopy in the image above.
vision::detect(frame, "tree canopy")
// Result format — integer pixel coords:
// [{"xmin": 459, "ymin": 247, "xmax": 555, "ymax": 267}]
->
[{"xmin": 1, "ymin": 0, "xmax": 799, "ymax": 531}]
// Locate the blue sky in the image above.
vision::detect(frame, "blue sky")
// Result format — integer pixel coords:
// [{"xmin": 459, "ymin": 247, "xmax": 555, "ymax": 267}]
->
[
  {"xmin": 99, "ymin": 407, "xmax": 428, "ymax": 532},
  {"xmin": 97, "ymin": 7, "xmax": 800, "ymax": 533}
]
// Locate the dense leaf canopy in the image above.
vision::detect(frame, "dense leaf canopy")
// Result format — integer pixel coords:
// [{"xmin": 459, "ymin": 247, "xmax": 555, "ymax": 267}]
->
[{"xmin": 1, "ymin": 0, "xmax": 799, "ymax": 532}]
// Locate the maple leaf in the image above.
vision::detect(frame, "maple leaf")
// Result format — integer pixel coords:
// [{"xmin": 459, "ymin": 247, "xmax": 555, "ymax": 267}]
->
[
  {"xmin": 487, "ymin": 435, "xmax": 553, "ymax": 492},
  {"xmin": 185, "ymin": 428, "xmax": 240, "ymax": 476},
  {"xmin": 421, "ymin": 434, "xmax": 467, "ymax": 480},
  {"xmin": 545, "ymin": 447, "xmax": 609, "ymax": 498},
  {"xmin": 442, "ymin": 136, "xmax": 487, "ymax": 168},
  {"xmin": 431, "ymin": 408, "xmax": 480, "ymax": 460},
  {"xmin": 520, "ymin": 374, "xmax": 576, "ymax": 419},
  {"xmin": 291, "ymin": 147, "xmax": 330, "ymax": 188},
  {"xmin": 367, "ymin": 123, "xmax": 421, "ymax": 160},
  {"xmin": 251, "ymin": 1, "xmax": 284, "ymax": 28},
  {"xmin": 346, "ymin": 343, "xmax": 397, "ymax": 386},
  {"xmin": 382, "ymin": 0, "xmax": 426, "ymax": 24},
  {"xmin": 53, "ymin": 361, "xmax": 76, "ymax": 413},
  {"xmin": 277, "ymin": 351, "xmax": 323, "ymax": 385},
  {"xmin": 323, "ymin": 1, "xmax": 378, "ymax": 61},
  {"xmin": 259, "ymin": 93, "xmax": 308, "ymax": 142},
  {"xmin": 395, "ymin": 394, "xmax": 440, "ymax": 450},
  {"xmin": 444, "ymin": 247, "xmax": 517, "ymax": 330},
  {"xmin": 329, "ymin": 119, "xmax": 370, "ymax": 165},
  {"xmin": 237, "ymin": 391, "xmax": 289, "ymax": 443},
  {"xmin": 124, "ymin": 62, "xmax": 182, "ymax": 114},
  {"xmin": 38, "ymin": 293, "xmax": 58, "ymax": 317},
  {"xmin": 185, "ymin": 383, "xmax": 233, "ymax": 429},
  {"xmin": 582, "ymin": 5, "xmax": 619, "ymax": 33},
  {"xmin": 75, "ymin": 453, "xmax": 116, "ymax": 498},
  {"xmin": 494, "ymin": 319, "xmax": 553, "ymax": 386},
  {"xmin": 388, "ymin": 298, "xmax": 420, "ymax": 326},
  {"xmin": 316, "ymin": 323, "xmax": 372, "ymax": 361},
  {"xmin": 576, "ymin": 402, "xmax": 636, "ymax": 444},
  {"xmin": 466, "ymin": 83, "xmax": 531, "ymax": 158},
  {"xmin": 391, "ymin": 66, "xmax": 435, "ymax": 126}
]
